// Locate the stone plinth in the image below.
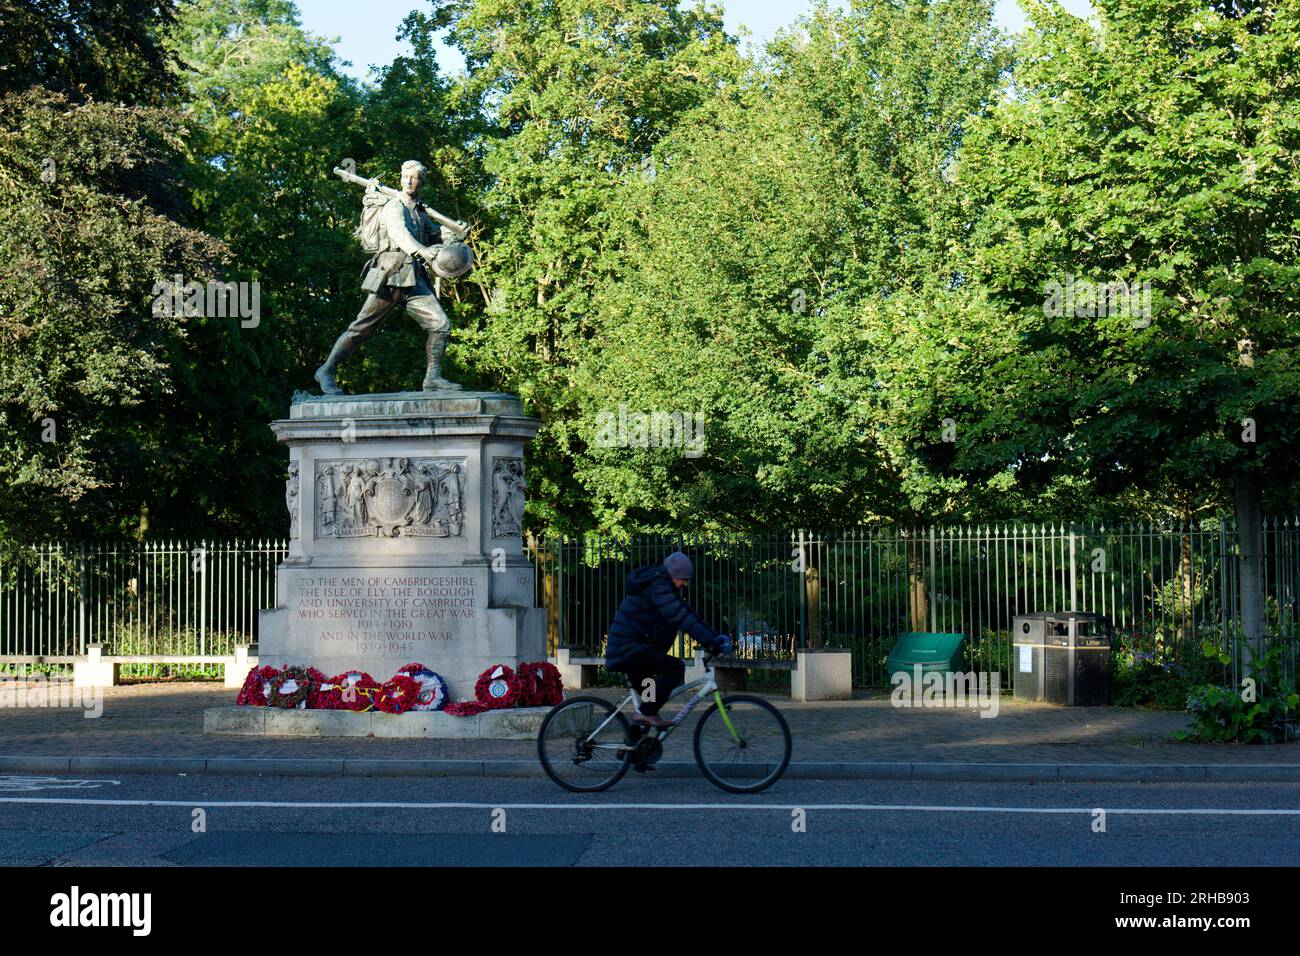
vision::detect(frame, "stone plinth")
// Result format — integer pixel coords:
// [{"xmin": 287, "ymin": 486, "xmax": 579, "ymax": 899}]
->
[
  {"xmin": 204, "ymin": 705, "xmax": 550, "ymax": 740},
  {"xmin": 222, "ymin": 645, "xmax": 258, "ymax": 688},
  {"xmin": 73, "ymin": 645, "xmax": 119, "ymax": 689},
  {"xmin": 792, "ymin": 648, "xmax": 853, "ymax": 702},
  {"xmin": 258, "ymin": 391, "xmax": 545, "ymax": 701}
]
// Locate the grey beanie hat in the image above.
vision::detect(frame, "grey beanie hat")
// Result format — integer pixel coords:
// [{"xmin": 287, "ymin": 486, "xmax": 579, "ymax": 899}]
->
[{"xmin": 664, "ymin": 551, "xmax": 694, "ymax": 579}]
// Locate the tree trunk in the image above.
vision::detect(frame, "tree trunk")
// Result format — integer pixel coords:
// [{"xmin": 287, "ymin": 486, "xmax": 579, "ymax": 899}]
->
[
  {"xmin": 907, "ymin": 533, "xmax": 928, "ymax": 631},
  {"xmin": 1234, "ymin": 471, "xmax": 1264, "ymax": 668},
  {"xmin": 804, "ymin": 536, "xmax": 822, "ymax": 649},
  {"xmin": 1178, "ymin": 530, "xmax": 1194, "ymax": 644},
  {"xmin": 526, "ymin": 531, "xmax": 560, "ymax": 655}
]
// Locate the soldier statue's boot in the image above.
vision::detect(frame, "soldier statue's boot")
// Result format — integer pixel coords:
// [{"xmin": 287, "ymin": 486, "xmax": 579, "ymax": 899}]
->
[
  {"xmin": 314, "ymin": 336, "xmax": 356, "ymax": 395},
  {"xmin": 421, "ymin": 331, "xmax": 463, "ymax": 392}
]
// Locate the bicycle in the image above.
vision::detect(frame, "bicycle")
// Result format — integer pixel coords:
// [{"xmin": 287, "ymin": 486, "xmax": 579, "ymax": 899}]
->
[{"xmin": 537, "ymin": 652, "xmax": 792, "ymax": 794}]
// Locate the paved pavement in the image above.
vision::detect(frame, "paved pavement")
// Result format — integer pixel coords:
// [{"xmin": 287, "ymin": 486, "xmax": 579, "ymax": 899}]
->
[
  {"xmin": 1, "ymin": 681, "xmax": 1297, "ymax": 781},
  {"xmin": 1, "ymin": 773, "xmax": 1297, "ymax": 866}
]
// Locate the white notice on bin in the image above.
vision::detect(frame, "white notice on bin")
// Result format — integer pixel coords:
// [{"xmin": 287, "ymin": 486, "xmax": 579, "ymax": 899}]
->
[{"xmin": 1019, "ymin": 646, "xmax": 1032, "ymax": 673}]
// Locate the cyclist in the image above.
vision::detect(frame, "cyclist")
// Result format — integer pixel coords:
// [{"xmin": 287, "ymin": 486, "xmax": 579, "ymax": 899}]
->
[{"xmin": 605, "ymin": 551, "xmax": 732, "ymax": 729}]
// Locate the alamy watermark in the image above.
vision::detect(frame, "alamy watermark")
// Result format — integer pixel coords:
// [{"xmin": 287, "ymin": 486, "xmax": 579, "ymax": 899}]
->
[
  {"xmin": 151, "ymin": 274, "xmax": 261, "ymax": 328},
  {"xmin": 890, "ymin": 667, "xmax": 1001, "ymax": 718},
  {"xmin": 1044, "ymin": 275, "xmax": 1152, "ymax": 327},
  {"xmin": 49, "ymin": 886, "xmax": 150, "ymax": 935},
  {"xmin": 594, "ymin": 404, "xmax": 706, "ymax": 458},
  {"xmin": 1, "ymin": 674, "xmax": 103, "ymax": 718}
]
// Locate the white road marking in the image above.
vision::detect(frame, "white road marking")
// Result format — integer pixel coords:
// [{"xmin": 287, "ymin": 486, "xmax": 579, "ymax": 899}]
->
[
  {"xmin": 0, "ymin": 776, "xmax": 121, "ymax": 793},
  {"xmin": 0, "ymin": 797, "xmax": 1296, "ymax": 814}
]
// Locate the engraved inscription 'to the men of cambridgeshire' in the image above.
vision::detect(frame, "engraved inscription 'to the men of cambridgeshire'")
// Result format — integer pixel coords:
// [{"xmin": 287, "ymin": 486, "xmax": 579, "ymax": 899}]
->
[{"xmin": 317, "ymin": 458, "xmax": 465, "ymax": 538}]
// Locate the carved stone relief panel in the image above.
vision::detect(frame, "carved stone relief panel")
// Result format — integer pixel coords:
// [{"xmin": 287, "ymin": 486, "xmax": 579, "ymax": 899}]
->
[
  {"xmin": 316, "ymin": 457, "xmax": 466, "ymax": 538},
  {"xmin": 491, "ymin": 457, "xmax": 525, "ymax": 538}
]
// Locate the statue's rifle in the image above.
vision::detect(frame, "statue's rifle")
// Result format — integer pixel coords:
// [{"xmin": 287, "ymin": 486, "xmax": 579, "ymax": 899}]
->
[{"xmin": 332, "ymin": 166, "xmax": 469, "ymax": 240}]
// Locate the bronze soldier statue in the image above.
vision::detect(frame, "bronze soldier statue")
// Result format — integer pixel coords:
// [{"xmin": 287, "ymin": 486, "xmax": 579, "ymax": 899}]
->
[{"xmin": 316, "ymin": 160, "xmax": 474, "ymax": 394}]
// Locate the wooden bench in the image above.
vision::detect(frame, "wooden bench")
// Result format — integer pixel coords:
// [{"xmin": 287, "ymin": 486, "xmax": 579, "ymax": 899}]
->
[
  {"xmin": 713, "ymin": 657, "xmax": 796, "ymax": 691},
  {"xmin": 550, "ymin": 646, "xmax": 851, "ymax": 701},
  {"xmin": 551, "ymin": 646, "xmax": 713, "ymax": 691}
]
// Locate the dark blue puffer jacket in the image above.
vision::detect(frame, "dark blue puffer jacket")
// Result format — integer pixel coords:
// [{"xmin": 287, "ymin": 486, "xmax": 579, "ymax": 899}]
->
[{"xmin": 605, "ymin": 564, "xmax": 719, "ymax": 668}]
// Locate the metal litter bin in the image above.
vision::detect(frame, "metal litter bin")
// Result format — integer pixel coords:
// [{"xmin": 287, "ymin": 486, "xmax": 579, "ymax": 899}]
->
[
  {"xmin": 1014, "ymin": 612, "xmax": 1110, "ymax": 705},
  {"xmin": 1012, "ymin": 613, "xmax": 1048, "ymax": 701}
]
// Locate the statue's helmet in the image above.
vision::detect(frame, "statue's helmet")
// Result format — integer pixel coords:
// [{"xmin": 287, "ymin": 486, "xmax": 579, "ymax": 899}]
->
[{"xmin": 426, "ymin": 239, "xmax": 475, "ymax": 280}]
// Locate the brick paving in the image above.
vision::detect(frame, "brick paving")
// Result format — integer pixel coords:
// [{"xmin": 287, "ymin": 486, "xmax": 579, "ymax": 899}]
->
[{"xmin": 1, "ymin": 680, "xmax": 1296, "ymax": 766}]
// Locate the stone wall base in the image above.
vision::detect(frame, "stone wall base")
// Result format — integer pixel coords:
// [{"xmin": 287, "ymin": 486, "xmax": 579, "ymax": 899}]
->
[{"xmin": 203, "ymin": 705, "xmax": 550, "ymax": 739}]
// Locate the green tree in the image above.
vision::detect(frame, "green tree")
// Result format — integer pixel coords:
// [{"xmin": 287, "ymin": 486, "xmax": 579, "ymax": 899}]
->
[
  {"xmin": 960, "ymin": 0, "xmax": 1300, "ymax": 653},
  {"xmin": 167, "ymin": 0, "xmax": 361, "ymax": 386},
  {"xmin": 0, "ymin": 0, "xmax": 179, "ymax": 104},
  {"xmin": 165, "ymin": 0, "xmax": 337, "ymax": 123},
  {"xmin": 442, "ymin": 0, "xmax": 742, "ymax": 534},
  {"xmin": 187, "ymin": 62, "xmax": 362, "ymax": 381},
  {"xmin": 0, "ymin": 0, "xmax": 361, "ymax": 540},
  {"xmin": 0, "ymin": 90, "xmax": 230, "ymax": 540},
  {"xmin": 573, "ymin": 0, "xmax": 1012, "ymax": 533}
]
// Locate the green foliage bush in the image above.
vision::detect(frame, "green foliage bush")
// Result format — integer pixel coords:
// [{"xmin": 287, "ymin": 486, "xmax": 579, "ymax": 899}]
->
[
  {"xmin": 963, "ymin": 628, "xmax": 1011, "ymax": 677},
  {"xmin": 1175, "ymin": 641, "xmax": 1299, "ymax": 744},
  {"xmin": 1105, "ymin": 624, "xmax": 1229, "ymax": 709}
]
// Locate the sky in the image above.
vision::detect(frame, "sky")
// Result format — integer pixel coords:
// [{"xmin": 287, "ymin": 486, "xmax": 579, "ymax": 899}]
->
[{"xmin": 295, "ymin": 0, "xmax": 1096, "ymax": 82}]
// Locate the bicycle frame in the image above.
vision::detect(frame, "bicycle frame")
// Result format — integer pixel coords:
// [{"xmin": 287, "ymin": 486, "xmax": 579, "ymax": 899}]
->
[{"xmin": 581, "ymin": 656, "xmax": 742, "ymax": 753}]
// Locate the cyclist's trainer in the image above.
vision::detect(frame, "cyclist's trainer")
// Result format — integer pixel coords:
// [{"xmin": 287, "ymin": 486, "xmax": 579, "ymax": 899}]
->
[{"xmin": 605, "ymin": 551, "xmax": 731, "ymax": 728}]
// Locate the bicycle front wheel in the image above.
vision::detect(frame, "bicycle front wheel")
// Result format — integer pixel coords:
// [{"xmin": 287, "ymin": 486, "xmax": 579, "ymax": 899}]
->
[
  {"xmin": 693, "ymin": 694, "xmax": 792, "ymax": 794},
  {"xmin": 538, "ymin": 696, "xmax": 634, "ymax": 793}
]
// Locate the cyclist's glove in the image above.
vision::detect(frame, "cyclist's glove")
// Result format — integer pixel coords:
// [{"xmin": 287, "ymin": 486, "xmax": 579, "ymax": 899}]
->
[{"xmin": 712, "ymin": 634, "xmax": 733, "ymax": 656}]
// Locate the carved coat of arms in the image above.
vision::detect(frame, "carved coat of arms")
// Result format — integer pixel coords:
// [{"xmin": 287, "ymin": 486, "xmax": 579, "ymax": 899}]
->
[{"xmin": 316, "ymin": 457, "xmax": 465, "ymax": 538}]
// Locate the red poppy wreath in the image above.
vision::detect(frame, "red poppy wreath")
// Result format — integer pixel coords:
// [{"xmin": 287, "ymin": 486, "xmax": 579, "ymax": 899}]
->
[
  {"xmin": 517, "ymin": 661, "xmax": 564, "ymax": 707},
  {"xmin": 333, "ymin": 670, "xmax": 381, "ymax": 712},
  {"xmin": 236, "ymin": 665, "xmax": 280, "ymax": 707},
  {"xmin": 374, "ymin": 674, "xmax": 422, "ymax": 714}
]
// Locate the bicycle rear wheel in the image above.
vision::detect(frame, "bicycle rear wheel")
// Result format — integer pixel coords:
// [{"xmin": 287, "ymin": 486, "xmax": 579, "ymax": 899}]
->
[
  {"xmin": 538, "ymin": 695, "xmax": 634, "ymax": 792},
  {"xmin": 693, "ymin": 694, "xmax": 792, "ymax": 794}
]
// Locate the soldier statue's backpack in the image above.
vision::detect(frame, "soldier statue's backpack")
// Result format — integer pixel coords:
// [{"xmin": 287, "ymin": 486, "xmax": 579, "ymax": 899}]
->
[{"xmin": 355, "ymin": 190, "xmax": 390, "ymax": 253}]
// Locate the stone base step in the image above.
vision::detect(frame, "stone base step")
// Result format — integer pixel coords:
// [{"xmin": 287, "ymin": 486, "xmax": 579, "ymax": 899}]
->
[{"xmin": 204, "ymin": 705, "xmax": 550, "ymax": 739}]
